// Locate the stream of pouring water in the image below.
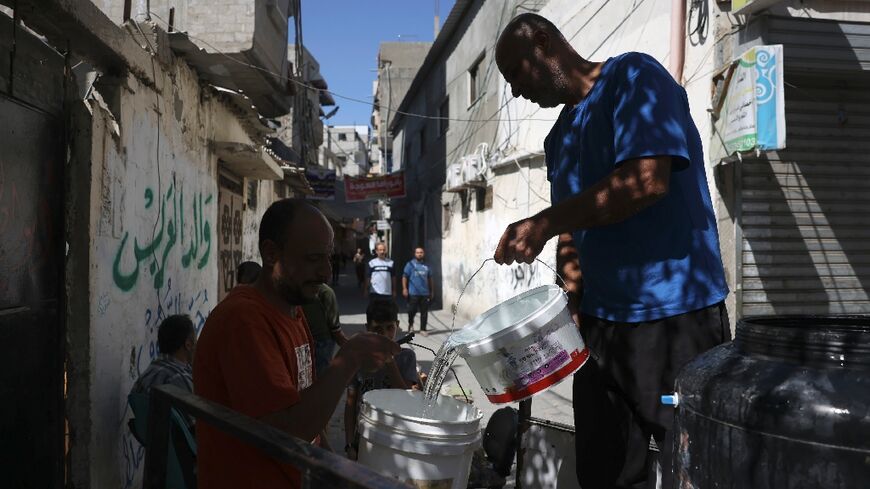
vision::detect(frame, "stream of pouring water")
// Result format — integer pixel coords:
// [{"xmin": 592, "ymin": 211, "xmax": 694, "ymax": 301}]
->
[{"xmin": 418, "ymin": 258, "xmax": 567, "ymax": 417}]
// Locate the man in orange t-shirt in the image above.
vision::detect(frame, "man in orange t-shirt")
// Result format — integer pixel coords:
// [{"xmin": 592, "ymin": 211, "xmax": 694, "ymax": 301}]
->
[{"xmin": 194, "ymin": 199, "xmax": 400, "ymax": 489}]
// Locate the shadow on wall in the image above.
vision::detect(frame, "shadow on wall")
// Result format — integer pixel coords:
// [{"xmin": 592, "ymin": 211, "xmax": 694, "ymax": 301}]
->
[{"xmin": 740, "ymin": 73, "xmax": 870, "ymax": 316}]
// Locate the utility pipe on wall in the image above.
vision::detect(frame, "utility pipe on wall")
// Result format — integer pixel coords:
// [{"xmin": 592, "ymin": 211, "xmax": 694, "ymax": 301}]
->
[{"xmin": 669, "ymin": 0, "xmax": 687, "ymax": 84}]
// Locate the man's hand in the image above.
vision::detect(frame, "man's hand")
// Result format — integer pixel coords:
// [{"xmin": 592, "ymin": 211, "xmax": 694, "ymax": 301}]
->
[
  {"xmin": 336, "ymin": 333, "xmax": 401, "ymax": 374},
  {"xmin": 494, "ymin": 214, "xmax": 552, "ymax": 265},
  {"xmin": 402, "ymin": 288, "xmax": 409, "ymax": 299}
]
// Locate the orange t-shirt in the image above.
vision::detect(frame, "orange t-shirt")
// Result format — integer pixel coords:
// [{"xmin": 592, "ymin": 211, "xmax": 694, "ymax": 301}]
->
[{"xmin": 194, "ymin": 285, "xmax": 315, "ymax": 489}]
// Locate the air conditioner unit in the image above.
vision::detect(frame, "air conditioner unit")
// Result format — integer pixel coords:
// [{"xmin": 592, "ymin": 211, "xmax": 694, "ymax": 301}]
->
[
  {"xmin": 446, "ymin": 162, "xmax": 464, "ymax": 190},
  {"xmin": 462, "ymin": 153, "xmax": 484, "ymax": 184}
]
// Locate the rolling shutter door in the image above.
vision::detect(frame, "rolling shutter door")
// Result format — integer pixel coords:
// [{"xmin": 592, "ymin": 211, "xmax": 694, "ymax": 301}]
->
[{"xmin": 740, "ymin": 75, "xmax": 870, "ymax": 316}]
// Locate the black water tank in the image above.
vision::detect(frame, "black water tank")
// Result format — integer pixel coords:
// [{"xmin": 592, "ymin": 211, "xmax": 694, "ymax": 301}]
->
[{"xmin": 673, "ymin": 315, "xmax": 870, "ymax": 488}]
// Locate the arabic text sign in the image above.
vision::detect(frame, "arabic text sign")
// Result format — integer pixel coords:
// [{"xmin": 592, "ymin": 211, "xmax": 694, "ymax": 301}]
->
[
  {"xmin": 722, "ymin": 44, "xmax": 785, "ymax": 155},
  {"xmin": 344, "ymin": 172, "xmax": 406, "ymax": 202}
]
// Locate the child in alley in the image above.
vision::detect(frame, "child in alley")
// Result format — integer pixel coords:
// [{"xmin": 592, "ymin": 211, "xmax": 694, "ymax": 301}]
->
[{"xmin": 344, "ymin": 300, "xmax": 420, "ymax": 460}]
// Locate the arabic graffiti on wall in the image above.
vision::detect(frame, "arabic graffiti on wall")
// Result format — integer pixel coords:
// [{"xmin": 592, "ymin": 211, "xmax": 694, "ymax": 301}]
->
[
  {"xmin": 112, "ymin": 182, "xmax": 213, "ymax": 292},
  {"xmin": 510, "ymin": 262, "xmax": 538, "ymax": 291}
]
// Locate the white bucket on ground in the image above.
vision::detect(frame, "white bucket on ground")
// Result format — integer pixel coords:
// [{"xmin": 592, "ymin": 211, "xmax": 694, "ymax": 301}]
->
[
  {"xmin": 357, "ymin": 389, "xmax": 483, "ymax": 489},
  {"xmin": 451, "ymin": 284, "xmax": 589, "ymax": 404}
]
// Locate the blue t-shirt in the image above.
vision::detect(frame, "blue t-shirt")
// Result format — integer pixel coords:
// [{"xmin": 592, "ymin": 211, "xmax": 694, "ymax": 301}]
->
[
  {"xmin": 544, "ymin": 52, "xmax": 728, "ymax": 322},
  {"xmin": 403, "ymin": 260, "xmax": 431, "ymax": 296}
]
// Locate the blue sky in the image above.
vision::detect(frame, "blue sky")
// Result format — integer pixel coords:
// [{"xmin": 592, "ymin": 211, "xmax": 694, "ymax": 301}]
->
[{"xmin": 295, "ymin": 1, "xmax": 455, "ymax": 128}]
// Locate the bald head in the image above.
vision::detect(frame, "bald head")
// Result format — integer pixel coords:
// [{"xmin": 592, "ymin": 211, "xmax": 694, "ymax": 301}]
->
[
  {"xmin": 496, "ymin": 13, "xmax": 591, "ymax": 108},
  {"xmin": 259, "ymin": 199, "xmax": 328, "ymax": 249},
  {"xmin": 258, "ymin": 198, "xmax": 334, "ymax": 304}
]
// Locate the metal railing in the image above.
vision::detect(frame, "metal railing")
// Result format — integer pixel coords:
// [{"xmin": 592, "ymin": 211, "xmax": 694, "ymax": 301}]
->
[{"xmin": 143, "ymin": 384, "xmax": 412, "ymax": 489}]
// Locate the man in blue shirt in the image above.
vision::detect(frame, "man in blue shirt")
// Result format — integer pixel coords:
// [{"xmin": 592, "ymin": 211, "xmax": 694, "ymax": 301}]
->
[
  {"xmin": 402, "ymin": 247, "xmax": 434, "ymax": 334},
  {"xmin": 493, "ymin": 13, "xmax": 729, "ymax": 489}
]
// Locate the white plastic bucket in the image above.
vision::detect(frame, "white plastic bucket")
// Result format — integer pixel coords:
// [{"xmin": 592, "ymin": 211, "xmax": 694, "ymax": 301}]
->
[
  {"xmin": 451, "ymin": 284, "xmax": 589, "ymax": 404},
  {"xmin": 357, "ymin": 389, "xmax": 483, "ymax": 489}
]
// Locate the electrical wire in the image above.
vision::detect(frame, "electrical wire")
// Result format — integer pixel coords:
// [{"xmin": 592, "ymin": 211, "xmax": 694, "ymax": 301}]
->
[
  {"xmin": 687, "ymin": 0, "xmax": 709, "ymax": 46},
  {"xmin": 130, "ymin": 17, "xmax": 168, "ymax": 316},
  {"xmin": 146, "ymin": 12, "xmax": 554, "ymax": 124}
]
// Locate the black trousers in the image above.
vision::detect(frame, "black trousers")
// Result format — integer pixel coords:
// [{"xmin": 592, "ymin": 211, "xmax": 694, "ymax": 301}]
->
[
  {"xmin": 407, "ymin": 295, "xmax": 430, "ymax": 331},
  {"xmin": 573, "ymin": 302, "xmax": 729, "ymax": 489}
]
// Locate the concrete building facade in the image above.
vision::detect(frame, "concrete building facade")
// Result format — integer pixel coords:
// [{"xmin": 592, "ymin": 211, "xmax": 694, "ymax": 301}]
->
[
  {"xmin": 321, "ymin": 125, "xmax": 370, "ymax": 178},
  {"xmin": 371, "ymin": 41, "xmax": 432, "ymax": 174}
]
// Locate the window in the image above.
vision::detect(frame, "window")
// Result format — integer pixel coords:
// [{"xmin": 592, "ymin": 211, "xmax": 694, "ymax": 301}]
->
[
  {"xmin": 439, "ymin": 97, "xmax": 449, "ymax": 135},
  {"xmin": 468, "ymin": 53, "xmax": 485, "ymax": 106},
  {"xmin": 338, "ymin": 133, "xmax": 347, "ymax": 141}
]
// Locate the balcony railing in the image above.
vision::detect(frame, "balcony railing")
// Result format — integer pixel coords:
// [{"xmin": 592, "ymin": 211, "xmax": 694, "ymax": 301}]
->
[{"xmin": 144, "ymin": 384, "xmax": 412, "ymax": 489}]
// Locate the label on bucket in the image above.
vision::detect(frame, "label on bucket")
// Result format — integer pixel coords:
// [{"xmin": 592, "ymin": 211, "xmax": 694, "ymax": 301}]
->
[
  {"xmin": 406, "ymin": 478, "xmax": 453, "ymax": 489},
  {"xmin": 487, "ymin": 348, "xmax": 589, "ymax": 403},
  {"xmin": 499, "ymin": 324, "xmax": 570, "ymax": 388}
]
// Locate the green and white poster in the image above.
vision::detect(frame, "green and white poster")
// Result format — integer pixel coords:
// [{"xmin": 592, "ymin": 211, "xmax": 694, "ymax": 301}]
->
[{"xmin": 719, "ymin": 44, "xmax": 786, "ymax": 156}]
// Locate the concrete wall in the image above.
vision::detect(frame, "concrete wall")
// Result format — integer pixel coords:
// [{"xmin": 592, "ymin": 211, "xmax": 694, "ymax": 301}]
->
[
  {"xmin": 241, "ymin": 179, "xmax": 279, "ymax": 262},
  {"xmin": 322, "ymin": 125, "xmax": 368, "ymax": 177},
  {"xmin": 67, "ymin": 52, "xmax": 266, "ymax": 489},
  {"xmin": 374, "ymin": 42, "xmax": 432, "ymax": 172}
]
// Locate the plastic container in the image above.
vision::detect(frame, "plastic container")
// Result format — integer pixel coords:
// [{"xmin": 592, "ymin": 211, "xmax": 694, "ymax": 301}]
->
[
  {"xmin": 357, "ymin": 389, "xmax": 483, "ymax": 489},
  {"xmin": 452, "ymin": 284, "xmax": 589, "ymax": 404},
  {"xmin": 674, "ymin": 315, "xmax": 870, "ymax": 488}
]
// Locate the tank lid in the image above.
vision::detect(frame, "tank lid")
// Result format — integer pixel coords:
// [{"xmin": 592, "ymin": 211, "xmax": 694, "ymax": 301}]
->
[{"xmin": 736, "ymin": 315, "xmax": 870, "ymax": 368}]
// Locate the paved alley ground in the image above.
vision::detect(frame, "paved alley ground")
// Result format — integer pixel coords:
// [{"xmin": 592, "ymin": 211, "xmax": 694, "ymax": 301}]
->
[{"xmin": 323, "ymin": 266, "xmax": 576, "ymax": 483}]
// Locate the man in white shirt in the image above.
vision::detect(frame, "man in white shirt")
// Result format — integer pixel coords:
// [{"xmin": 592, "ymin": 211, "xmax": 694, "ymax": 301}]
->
[{"xmin": 364, "ymin": 242, "xmax": 396, "ymax": 302}]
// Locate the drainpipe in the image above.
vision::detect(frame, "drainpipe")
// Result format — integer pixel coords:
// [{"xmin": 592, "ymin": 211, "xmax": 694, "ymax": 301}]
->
[{"xmin": 669, "ymin": 0, "xmax": 687, "ymax": 84}]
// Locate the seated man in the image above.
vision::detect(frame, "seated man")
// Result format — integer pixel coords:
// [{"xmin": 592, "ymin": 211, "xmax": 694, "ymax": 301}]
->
[
  {"xmin": 344, "ymin": 300, "xmax": 420, "ymax": 460},
  {"xmin": 131, "ymin": 314, "xmax": 196, "ymax": 400}
]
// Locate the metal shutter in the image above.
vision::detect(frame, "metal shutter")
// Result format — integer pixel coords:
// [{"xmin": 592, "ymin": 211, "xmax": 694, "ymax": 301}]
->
[{"xmin": 740, "ymin": 75, "xmax": 870, "ymax": 316}]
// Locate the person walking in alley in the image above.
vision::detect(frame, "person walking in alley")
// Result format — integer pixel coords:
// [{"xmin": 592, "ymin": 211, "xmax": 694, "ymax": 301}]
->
[
  {"xmin": 331, "ymin": 251, "xmax": 341, "ymax": 286},
  {"xmin": 194, "ymin": 199, "xmax": 400, "ymax": 489},
  {"xmin": 402, "ymin": 246, "xmax": 434, "ymax": 335},
  {"xmin": 492, "ymin": 13, "xmax": 729, "ymax": 489},
  {"xmin": 364, "ymin": 242, "xmax": 396, "ymax": 302},
  {"xmin": 353, "ymin": 247, "xmax": 367, "ymax": 290}
]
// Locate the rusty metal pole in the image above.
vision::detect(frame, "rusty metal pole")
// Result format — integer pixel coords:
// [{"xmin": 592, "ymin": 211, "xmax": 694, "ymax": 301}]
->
[
  {"xmin": 168, "ymin": 7, "xmax": 175, "ymax": 32},
  {"xmin": 122, "ymin": 0, "xmax": 131, "ymax": 22}
]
